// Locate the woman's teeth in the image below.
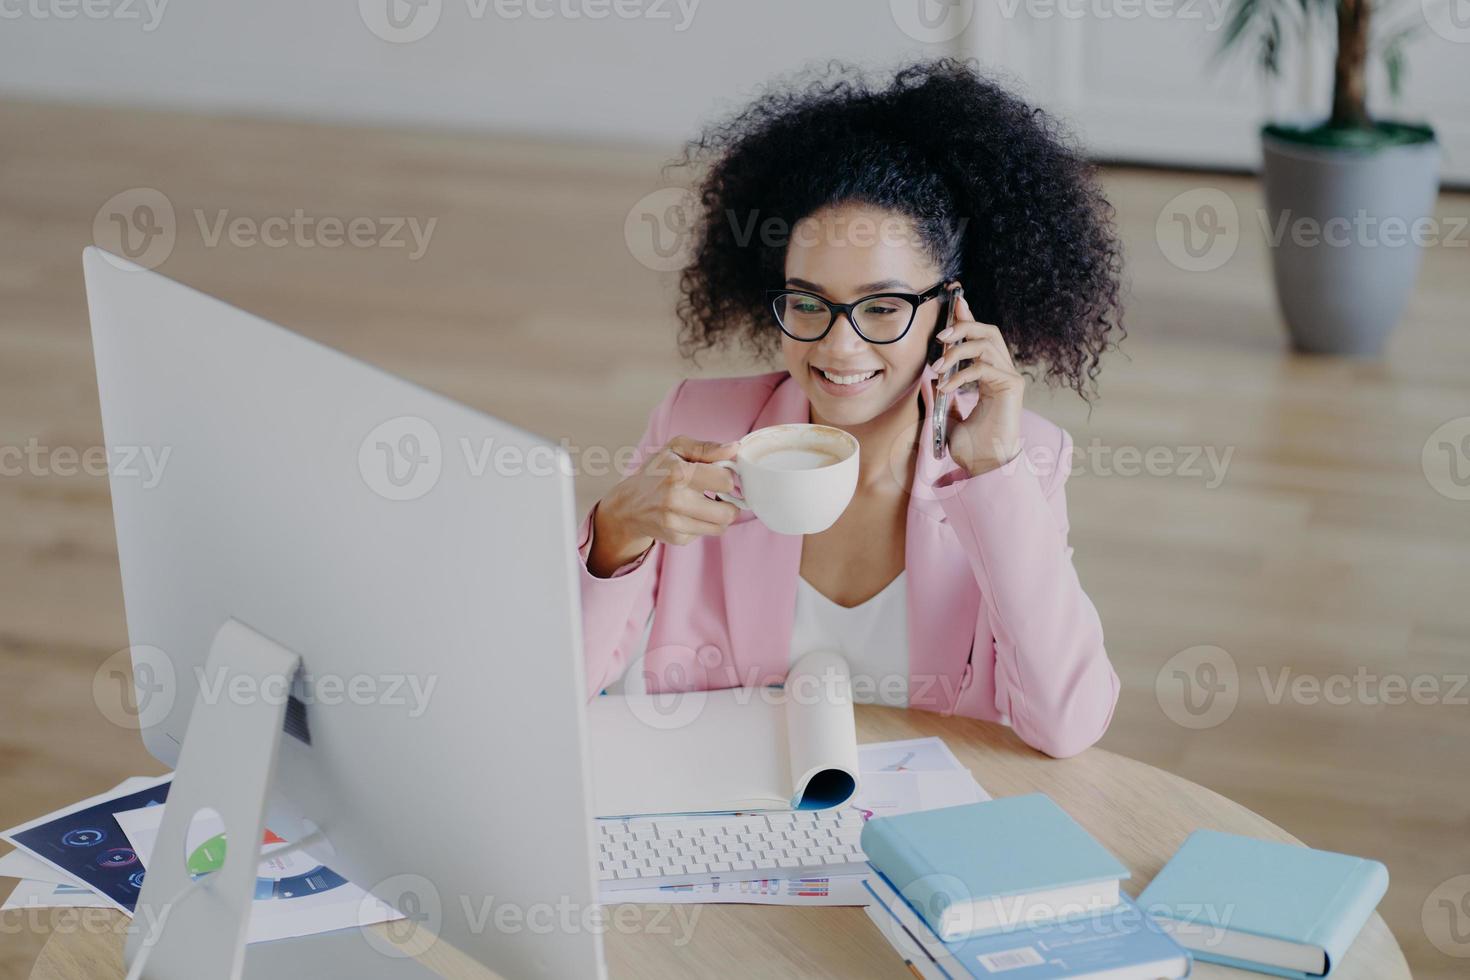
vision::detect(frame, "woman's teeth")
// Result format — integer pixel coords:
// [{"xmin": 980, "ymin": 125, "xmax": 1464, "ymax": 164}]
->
[{"xmin": 819, "ymin": 369, "xmax": 878, "ymax": 386}]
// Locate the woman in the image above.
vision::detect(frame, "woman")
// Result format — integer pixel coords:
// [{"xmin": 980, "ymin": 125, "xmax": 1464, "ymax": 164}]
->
[{"xmin": 578, "ymin": 60, "xmax": 1124, "ymax": 758}]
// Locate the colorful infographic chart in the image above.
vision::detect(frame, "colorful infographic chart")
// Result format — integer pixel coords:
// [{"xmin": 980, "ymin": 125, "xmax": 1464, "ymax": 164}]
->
[
  {"xmin": 185, "ymin": 829, "xmax": 350, "ymax": 900},
  {"xmin": 7, "ymin": 780, "xmax": 169, "ymax": 912}
]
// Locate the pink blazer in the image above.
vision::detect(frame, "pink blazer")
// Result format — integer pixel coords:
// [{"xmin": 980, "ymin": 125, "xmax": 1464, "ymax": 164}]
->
[{"xmin": 575, "ymin": 367, "xmax": 1119, "ymax": 758}]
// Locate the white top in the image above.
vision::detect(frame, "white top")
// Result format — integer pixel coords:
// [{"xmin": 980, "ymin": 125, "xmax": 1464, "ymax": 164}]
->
[
  {"xmin": 608, "ymin": 573, "xmax": 910, "ymax": 705},
  {"xmin": 790, "ymin": 573, "xmax": 909, "ymax": 708}
]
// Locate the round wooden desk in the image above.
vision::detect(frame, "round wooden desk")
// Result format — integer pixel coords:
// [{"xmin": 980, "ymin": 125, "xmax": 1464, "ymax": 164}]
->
[{"xmin": 28, "ymin": 706, "xmax": 1408, "ymax": 979}]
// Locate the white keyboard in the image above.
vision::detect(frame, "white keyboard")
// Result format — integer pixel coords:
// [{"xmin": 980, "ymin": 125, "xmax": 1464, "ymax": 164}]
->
[{"xmin": 596, "ymin": 807, "xmax": 868, "ymax": 891}]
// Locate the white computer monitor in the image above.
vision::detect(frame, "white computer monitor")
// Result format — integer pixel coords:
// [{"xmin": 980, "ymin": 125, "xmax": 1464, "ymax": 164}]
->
[{"xmin": 83, "ymin": 247, "xmax": 605, "ymax": 979}]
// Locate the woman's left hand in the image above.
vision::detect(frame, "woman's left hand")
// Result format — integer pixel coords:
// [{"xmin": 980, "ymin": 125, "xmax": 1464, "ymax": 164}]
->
[{"xmin": 930, "ymin": 292, "xmax": 1025, "ymax": 477}]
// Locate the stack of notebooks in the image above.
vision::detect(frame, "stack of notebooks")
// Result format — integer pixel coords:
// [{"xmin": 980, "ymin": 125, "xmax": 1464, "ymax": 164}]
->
[
  {"xmin": 861, "ymin": 795, "xmax": 1388, "ymax": 980},
  {"xmin": 861, "ymin": 794, "xmax": 1190, "ymax": 979}
]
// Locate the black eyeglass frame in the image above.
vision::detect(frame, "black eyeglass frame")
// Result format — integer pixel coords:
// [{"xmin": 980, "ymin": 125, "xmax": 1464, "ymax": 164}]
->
[{"xmin": 765, "ymin": 281, "xmax": 950, "ymax": 345}]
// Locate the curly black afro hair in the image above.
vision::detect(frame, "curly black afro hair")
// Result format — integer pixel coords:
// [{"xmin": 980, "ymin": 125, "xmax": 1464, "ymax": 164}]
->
[{"xmin": 668, "ymin": 59, "xmax": 1125, "ymax": 399}]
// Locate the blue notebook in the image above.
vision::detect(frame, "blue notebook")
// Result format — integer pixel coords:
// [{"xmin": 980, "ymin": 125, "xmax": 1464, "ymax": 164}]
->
[
  {"xmin": 1137, "ymin": 830, "xmax": 1388, "ymax": 978},
  {"xmin": 866, "ymin": 876, "xmax": 1191, "ymax": 980},
  {"xmin": 860, "ymin": 794, "xmax": 1130, "ymax": 941}
]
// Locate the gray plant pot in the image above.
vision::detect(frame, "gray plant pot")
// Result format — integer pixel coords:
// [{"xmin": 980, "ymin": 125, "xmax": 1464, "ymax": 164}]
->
[{"xmin": 1260, "ymin": 128, "xmax": 1440, "ymax": 356}]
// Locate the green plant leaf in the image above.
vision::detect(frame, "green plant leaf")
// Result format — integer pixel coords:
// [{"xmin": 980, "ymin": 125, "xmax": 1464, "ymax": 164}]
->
[
  {"xmin": 1376, "ymin": 22, "xmax": 1422, "ymax": 102},
  {"xmin": 1214, "ymin": 0, "xmax": 1319, "ymax": 78}
]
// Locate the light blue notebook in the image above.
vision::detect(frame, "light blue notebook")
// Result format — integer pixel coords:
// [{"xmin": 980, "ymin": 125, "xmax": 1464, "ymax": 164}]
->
[
  {"xmin": 860, "ymin": 794, "xmax": 1130, "ymax": 941},
  {"xmin": 1137, "ymin": 829, "xmax": 1388, "ymax": 979},
  {"xmin": 866, "ymin": 877, "xmax": 1191, "ymax": 980}
]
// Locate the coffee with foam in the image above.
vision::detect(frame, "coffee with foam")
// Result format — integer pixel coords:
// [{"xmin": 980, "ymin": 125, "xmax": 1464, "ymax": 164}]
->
[
  {"xmin": 741, "ymin": 424, "xmax": 855, "ymax": 469},
  {"xmin": 751, "ymin": 448, "xmax": 843, "ymax": 471}
]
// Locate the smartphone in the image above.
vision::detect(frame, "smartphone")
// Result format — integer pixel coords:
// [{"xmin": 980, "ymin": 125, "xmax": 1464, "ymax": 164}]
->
[{"xmin": 931, "ymin": 284, "xmax": 963, "ymax": 460}]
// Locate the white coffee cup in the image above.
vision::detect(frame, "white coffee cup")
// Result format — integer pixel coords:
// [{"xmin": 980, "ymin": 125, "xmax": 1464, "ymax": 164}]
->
[{"xmin": 713, "ymin": 423, "xmax": 859, "ymax": 535}]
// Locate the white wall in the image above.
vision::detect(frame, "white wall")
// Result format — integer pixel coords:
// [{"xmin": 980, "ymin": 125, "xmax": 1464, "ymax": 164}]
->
[
  {"xmin": 0, "ymin": 0, "xmax": 951, "ymax": 147},
  {"xmin": 2, "ymin": 0, "xmax": 1464, "ymax": 181}
]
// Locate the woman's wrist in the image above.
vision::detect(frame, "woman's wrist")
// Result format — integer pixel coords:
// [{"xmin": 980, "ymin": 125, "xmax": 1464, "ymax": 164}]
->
[
  {"xmin": 949, "ymin": 432, "xmax": 1022, "ymax": 479},
  {"xmin": 586, "ymin": 499, "xmax": 654, "ymax": 578}
]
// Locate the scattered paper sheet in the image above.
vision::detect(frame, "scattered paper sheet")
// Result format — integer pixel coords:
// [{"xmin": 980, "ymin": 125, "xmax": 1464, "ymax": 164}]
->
[
  {"xmin": 114, "ymin": 802, "xmax": 400, "ymax": 944},
  {"xmin": 857, "ymin": 736, "xmax": 970, "ymax": 775},
  {"xmin": 0, "ymin": 775, "xmax": 172, "ymax": 910},
  {"xmin": 2, "ymin": 877, "xmax": 114, "ymax": 911},
  {"xmin": 0, "ymin": 775, "xmax": 399, "ymax": 944},
  {"xmin": 0, "ymin": 776, "xmax": 167, "ymax": 912},
  {"xmin": 0, "ymin": 847, "xmax": 79, "ymax": 887}
]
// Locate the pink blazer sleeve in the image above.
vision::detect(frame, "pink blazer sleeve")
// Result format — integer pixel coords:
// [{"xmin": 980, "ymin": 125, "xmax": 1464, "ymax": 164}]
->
[
  {"xmin": 573, "ymin": 381, "xmax": 683, "ymax": 695},
  {"xmin": 936, "ymin": 427, "xmax": 1119, "ymax": 758}
]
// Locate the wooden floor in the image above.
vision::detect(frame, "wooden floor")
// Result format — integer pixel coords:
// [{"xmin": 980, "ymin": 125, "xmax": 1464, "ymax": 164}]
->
[{"xmin": 0, "ymin": 100, "xmax": 1466, "ymax": 979}]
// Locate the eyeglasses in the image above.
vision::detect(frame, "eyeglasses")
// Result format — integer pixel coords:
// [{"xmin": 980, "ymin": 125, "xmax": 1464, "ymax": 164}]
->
[{"xmin": 765, "ymin": 281, "xmax": 948, "ymax": 344}]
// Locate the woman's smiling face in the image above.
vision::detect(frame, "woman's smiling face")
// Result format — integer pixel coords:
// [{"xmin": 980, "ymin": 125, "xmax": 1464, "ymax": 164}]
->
[{"xmin": 779, "ymin": 203, "xmax": 946, "ymax": 429}]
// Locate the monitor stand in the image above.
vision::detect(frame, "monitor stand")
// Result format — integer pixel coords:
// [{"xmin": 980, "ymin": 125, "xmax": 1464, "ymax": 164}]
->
[{"xmin": 123, "ymin": 620, "xmax": 440, "ymax": 980}]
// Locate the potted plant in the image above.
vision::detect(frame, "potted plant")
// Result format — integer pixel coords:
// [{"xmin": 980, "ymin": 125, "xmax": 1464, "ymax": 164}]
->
[{"xmin": 1218, "ymin": 0, "xmax": 1440, "ymax": 355}]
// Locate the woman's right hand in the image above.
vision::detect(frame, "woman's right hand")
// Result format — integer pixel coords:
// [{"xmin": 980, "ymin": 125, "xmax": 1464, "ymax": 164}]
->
[{"xmin": 587, "ymin": 436, "xmax": 741, "ymax": 578}]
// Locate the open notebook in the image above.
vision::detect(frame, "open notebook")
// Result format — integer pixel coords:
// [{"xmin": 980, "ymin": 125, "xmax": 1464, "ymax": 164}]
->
[{"xmin": 587, "ymin": 650, "xmax": 860, "ymax": 817}]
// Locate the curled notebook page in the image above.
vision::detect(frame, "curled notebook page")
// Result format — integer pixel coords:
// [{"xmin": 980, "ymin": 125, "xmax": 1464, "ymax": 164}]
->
[{"xmin": 784, "ymin": 650, "xmax": 860, "ymax": 809}]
